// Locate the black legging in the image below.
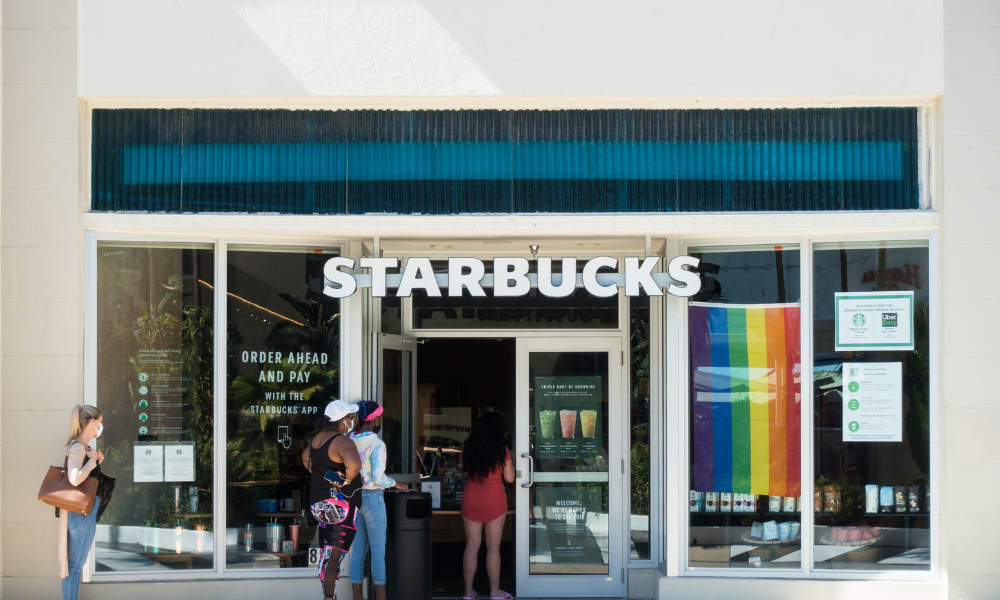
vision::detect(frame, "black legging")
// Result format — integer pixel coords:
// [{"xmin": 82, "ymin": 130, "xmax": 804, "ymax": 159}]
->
[{"xmin": 313, "ymin": 500, "xmax": 360, "ymax": 598}]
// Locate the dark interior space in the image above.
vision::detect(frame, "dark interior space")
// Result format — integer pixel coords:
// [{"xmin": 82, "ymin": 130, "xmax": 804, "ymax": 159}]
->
[{"xmin": 416, "ymin": 338, "xmax": 517, "ymax": 598}]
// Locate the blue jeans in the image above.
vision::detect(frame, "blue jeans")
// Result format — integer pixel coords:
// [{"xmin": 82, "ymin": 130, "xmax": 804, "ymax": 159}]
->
[
  {"xmin": 63, "ymin": 496, "xmax": 99, "ymax": 600},
  {"xmin": 350, "ymin": 490, "xmax": 387, "ymax": 585}
]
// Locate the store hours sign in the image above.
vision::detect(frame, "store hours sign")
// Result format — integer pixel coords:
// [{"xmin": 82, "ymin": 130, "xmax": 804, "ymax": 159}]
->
[{"xmin": 835, "ymin": 291, "xmax": 914, "ymax": 351}]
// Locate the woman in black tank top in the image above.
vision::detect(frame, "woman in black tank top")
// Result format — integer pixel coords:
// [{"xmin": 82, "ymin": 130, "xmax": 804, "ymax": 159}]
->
[{"xmin": 302, "ymin": 401, "xmax": 362, "ymax": 600}]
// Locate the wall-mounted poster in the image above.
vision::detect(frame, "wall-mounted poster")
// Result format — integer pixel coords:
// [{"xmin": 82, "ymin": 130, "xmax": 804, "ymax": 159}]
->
[
  {"xmin": 835, "ymin": 291, "xmax": 914, "ymax": 351},
  {"xmin": 842, "ymin": 363, "xmax": 903, "ymax": 442},
  {"xmin": 534, "ymin": 376, "xmax": 602, "ymax": 461},
  {"xmin": 164, "ymin": 442, "xmax": 196, "ymax": 482}
]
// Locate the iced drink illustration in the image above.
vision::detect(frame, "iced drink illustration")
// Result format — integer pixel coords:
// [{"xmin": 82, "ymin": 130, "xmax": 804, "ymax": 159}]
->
[
  {"xmin": 560, "ymin": 410, "xmax": 577, "ymax": 438},
  {"xmin": 580, "ymin": 410, "xmax": 597, "ymax": 438},
  {"xmin": 539, "ymin": 410, "xmax": 558, "ymax": 439}
]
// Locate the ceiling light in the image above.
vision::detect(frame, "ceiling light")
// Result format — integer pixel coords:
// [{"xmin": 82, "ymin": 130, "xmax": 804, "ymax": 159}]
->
[
  {"xmin": 483, "ymin": 240, "xmax": 511, "ymax": 245},
  {"xmin": 430, "ymin": 244, "xmax": 453, "ymax": 250},
  {"xmin": 577, "ymin": 242, "xmax": 600, "ymax": 246}
]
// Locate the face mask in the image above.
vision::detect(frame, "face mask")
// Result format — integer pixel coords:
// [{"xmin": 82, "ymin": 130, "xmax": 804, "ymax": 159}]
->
[
  {"xmin": 94, "ymin": 421, "xmax": 104, "ymax": 438},
  {"xmin": 372, "ymin": 425, "xmax": 382, "ymax": 434},
  {"xmin": 345, "ymin": 419, "xmax": 355, "ymax": 431}
]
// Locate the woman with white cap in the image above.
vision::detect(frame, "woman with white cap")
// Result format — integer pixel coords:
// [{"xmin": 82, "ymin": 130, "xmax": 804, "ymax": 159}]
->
[{"xmin": 302, "ymin": 400, "xmax": 363, "ymax": 600}]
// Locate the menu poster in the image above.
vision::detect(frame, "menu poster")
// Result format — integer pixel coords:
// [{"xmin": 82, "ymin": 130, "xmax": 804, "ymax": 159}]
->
[
  {"xmin": 835, "ymin": 291, "xmax": 914, "ymax": 351},
  {"xmin": 534, "ymin": 376, "xmax": 602, "ymax": 461},
  {"xmin": 164, "ymin": 442, "xmax": 196, "ymax": 482},
  {"xmin": 133, "ymin": 443, "xmax": 164, "ymax": 482},
  {"xmin": 134, "ymin": 348, "xmax": 188, "ymax": 437},
  {"xmin": 842, "ymin": 362, "xmax": 903, "ymax": 442},
  {"xmin": 536, "ymin": 486, "xmax": 606, "ymax": 566}
]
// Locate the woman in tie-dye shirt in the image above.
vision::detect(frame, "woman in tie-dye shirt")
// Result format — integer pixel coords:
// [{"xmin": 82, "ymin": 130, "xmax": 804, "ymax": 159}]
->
[{"xmin": 348, "ymin": 401, "xmax": 408, "ymax": 600}]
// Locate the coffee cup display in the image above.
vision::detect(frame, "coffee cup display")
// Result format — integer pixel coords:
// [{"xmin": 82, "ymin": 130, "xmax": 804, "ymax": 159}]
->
[
  {"xmin": 580, "ymin": 410, "xmax": 597, "ymax": 438},
  {"xmin": 559, "ymin": 410, "xmax": 577, "ymax": 438},
  {"xmin": 539, "ymin": 410, "xmax": 557, "ymax": 439},
  {"xmin": 279, "ymin": 498, "xmax": 295, "ymax": 512},
  {"xmin": 255, "ymin": 499, "xmax": 278, "ymax": 513}
]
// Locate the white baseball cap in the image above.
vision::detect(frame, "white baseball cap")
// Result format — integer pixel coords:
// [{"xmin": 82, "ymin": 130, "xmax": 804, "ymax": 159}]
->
[{"xmin": 324, "ymin": 400, "xmax": 359, "ymax": 422}]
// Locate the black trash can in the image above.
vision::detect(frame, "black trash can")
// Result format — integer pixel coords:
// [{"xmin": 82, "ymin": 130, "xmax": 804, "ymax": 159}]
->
[{"xmin": 384, "ymin": 490, "xmax": 433, "ymax": 600}]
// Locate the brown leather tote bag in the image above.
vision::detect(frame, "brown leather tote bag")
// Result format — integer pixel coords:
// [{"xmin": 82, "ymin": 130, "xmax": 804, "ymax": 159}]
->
[{"xmin": 38, "ymin": 445, "xmax": 98, "ymax": 515}]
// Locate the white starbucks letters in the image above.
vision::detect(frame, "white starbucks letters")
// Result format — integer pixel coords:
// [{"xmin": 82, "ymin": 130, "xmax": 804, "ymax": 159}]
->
[{"xmin": 322, "ymin": 254, "xmax": 703, "ymax": 299}]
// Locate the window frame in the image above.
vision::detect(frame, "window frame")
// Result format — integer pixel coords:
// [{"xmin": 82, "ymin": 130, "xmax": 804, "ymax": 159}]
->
[
  {"xmin": 676, "ymin": 231, "xmax": 939, "ymax": 582},
  {"xmin": 85, "ymin": 231, "xmax": 349, "ymax": 582}
]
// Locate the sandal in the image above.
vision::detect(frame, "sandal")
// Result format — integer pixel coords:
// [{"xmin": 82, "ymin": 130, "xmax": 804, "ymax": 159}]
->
[
  {"xmin": 490, "ymin": 592, "xmax": 513, "ymax": 599},
  {"xmin": 463, "ymin": 593, "xmax": 479, "ymax": 600}
]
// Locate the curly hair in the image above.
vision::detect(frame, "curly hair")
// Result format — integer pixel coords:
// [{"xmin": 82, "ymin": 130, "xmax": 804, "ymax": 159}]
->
[{"xmin": 462, "ymin": 412, "xmax": 509, "ymax": 482}]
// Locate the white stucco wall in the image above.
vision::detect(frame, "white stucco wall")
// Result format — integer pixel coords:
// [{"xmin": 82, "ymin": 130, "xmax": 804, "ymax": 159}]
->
[{"xmin": 79, "ymin": 0, "xmax": 944, "ymax": 98}]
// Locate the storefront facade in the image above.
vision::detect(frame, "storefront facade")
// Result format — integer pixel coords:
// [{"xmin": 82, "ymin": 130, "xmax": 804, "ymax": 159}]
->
[{"xmin": 6, "ymin": 2, "xmax": 997, "ymax": 600}]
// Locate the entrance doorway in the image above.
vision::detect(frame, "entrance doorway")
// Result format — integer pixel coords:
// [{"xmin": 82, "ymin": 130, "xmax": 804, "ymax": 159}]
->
[
  {"xmin": 417, "ymin": 338, "xmax": 517, "ymax": 598},
  {"xmin": 378, "ymin": 335, "xmax": 625, "ymax": 598}
]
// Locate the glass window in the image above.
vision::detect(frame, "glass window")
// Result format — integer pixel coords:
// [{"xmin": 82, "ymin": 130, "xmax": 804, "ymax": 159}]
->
[
  {"xmin": 225, "ymin": 245, "xmax": 341, "ymax": 570},
  {"xmin": 630, "ymin": 295, "xmax": 651, "ymax": 560},
  {"xmin": 687, "ymin": 245, "xmax": 802, "ymax": 569},
  {"xmin": 812, "ymin": 241, "xmax": 930, "ymax": 571},
  {"xmin": 95, "ymin": 241, "xmax": 215, "ymax": 571},
  {"xmin": 411, "ymin": 260, "xmax": 619, "ymax": 330}
]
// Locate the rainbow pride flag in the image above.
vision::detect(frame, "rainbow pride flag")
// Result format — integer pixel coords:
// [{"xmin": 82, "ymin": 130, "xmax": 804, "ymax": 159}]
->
[{"xmin": 690, "ymin": 303, "xmax": 801, "ymax": 497}]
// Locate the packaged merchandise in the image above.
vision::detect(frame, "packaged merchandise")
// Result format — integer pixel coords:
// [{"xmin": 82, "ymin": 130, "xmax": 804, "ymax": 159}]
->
[
  {"xmin": 783, "ymin": 496, "xmax": 797, "ymax": 513},
  {"xmin": 746, "ymin": 495, "xmax": 757, "ymax": 513},
  {"xmin": 795, "ymin": 496, "xmax": 801, "ymax": 512},
  {"xmin": 705, "ymin": 492, "xmax": 719, "ymax": 512},
  {"xmin": 894, "ymin": 485, "xmax": 907, "ymax": 512},
  {"xmin": 823, "ymin": 485, "xmax": 840, "ymax": 513},
  {"xmin": 762, "ymin": 520, "xmax": 779, "ymax": 541},
  {"xmin": 778, "ymin": 521, "xmax": 791, "ymax": 541},
  {"xmin": 865, "ymin": 484, "xmax": 879, "ymax": 513},
  {"xmin": 768, "ymin": 495, "xmax": 782, "ymax": 512},
  {"xmin": 720, "ymin": 493, "xmax": 732, "ymax": 513},
  {"xmin": 750, "ymin": 521, "xmax": 764, "ymax": 539},
  {"xmin": 690, "ymin": 491, "xmax": 703, "ymax": 512},
  {"xmin": 879, "ymin": 486, "xmax": 894, "ymax": 513},
  {"xmin": 908, "ymin": 484, "xmax": 921, "ymax": 513},
  {"xmin": 733, "ymin": 493, "xmax": 745, "ymax": 513},
  {"xmin": 789, "ymin": 521, "xmax": 801, "ymax": 539},
  {"xmin": 814, "ymin": 489, "xmax": 823, "ymax": 512}
]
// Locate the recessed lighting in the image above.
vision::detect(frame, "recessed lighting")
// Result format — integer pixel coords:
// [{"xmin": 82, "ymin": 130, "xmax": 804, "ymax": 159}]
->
[
  {"xmin": 577, "ymin": 242, "xmax": 600, "ymax": 246},
  {"xmin": 483, "ymin": 240, "xmax": 511, "ymax": 245},
  {"xmin": 430, "ymin": 244, "xmax": 453, "ymax": 250}
]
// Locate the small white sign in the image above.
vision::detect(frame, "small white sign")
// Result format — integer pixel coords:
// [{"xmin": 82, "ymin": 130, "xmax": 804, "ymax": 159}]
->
[
  {"xmin": 421, "ymin": 481, "xmax": 442, "ymax": 509},
  {"xmin": 133, "ymin": 444, "xmax": 164, "ymax": 482},
  {"xmin": 842, "ymin": 363, "xmax": 903, "ymax": 442},
  {"xmin": 164, "ymin": 443, "xmax": 195, "ymax": 482},
  {"xmin": 835, "ymin": 292, "xmax": 914, "ymax": 351}
]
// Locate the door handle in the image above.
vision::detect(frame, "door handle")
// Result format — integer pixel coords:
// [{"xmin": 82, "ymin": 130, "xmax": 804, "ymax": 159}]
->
[{"xmin": 521, "ymin": 453, "xmax": 534, "ymax": 488}]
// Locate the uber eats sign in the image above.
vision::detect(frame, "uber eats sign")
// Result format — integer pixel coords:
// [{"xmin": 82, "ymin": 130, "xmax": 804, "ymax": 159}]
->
[{"xmin": 320, "ymin": 255, "xmax": 702, "ymax": 299}]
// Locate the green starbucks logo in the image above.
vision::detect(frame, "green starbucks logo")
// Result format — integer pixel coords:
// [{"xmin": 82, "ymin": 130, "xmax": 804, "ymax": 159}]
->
[
  {"xmin": 139, "ymin": 373, "xmax": 148, "ymax": 382},
  {"xmin": 848, "ymin": 421, "xmax": 860, "ymax": 432},
  {"xmin": 848, "ymin": 381, "xmax": 860, "ymax": 393},
  {"xmin": 848, "ymin": 399, "xmax": 860, "ymax": 411},
  {"xmin": 852, "ymin": 313, "xmax": 866, "ymax": 327}
]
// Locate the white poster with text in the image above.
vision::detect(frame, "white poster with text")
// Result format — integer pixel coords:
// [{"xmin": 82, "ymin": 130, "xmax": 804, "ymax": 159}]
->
[
  {"xmin": 842, "ymin": 362, "xmax": 903, "ymax": 442},
  {"xmin": 163, "ymin": 443, "xmax": 195, "ymax": 482},
  {"xmin": 835, "ymin": 291, "xmax": 914, "ymax": 351},
  {"xmin": 133, "ymin": 444, "xmax": 164, "ymax": 482}
]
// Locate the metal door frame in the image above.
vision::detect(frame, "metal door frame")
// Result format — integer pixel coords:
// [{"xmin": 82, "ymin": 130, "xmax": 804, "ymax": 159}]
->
[{"xmin": 515, "ymin": 336, "xmax": 626, "ymax": 598}]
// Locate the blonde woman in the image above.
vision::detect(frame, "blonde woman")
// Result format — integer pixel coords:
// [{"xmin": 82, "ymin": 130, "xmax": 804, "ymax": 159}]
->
[{"xmin": 60, "ymin": 405, "xmax": 105, "ymax": 600}]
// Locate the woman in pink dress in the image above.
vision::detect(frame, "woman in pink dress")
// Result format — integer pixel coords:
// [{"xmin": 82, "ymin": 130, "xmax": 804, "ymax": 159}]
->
[{"xmin": 460, "ymin": 412, "xmax": 515, "ymax": 600}]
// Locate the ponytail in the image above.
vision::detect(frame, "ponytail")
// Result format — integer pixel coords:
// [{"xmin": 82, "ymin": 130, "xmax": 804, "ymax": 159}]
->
[{"xmin": 67, "ymin": 404, "xmax": 102, "ymax": 446}]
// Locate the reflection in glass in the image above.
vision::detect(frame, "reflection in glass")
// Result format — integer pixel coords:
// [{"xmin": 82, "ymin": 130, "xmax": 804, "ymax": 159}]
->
[
  {"xmin": 630, "ymin": 296, "xmax": 651, "ymax": 560},
  {"xmin": 687, "ymin": 245, "xmax": 802, "ymax": 569},
  {"xmin": 812, "ymin": 242, "xmax": 930, "ymax": 571},
  {"xmin": 95, "ymin": 242, "xmax": 215, "ymax": 571},
  {"xmin": 529, "ymin": 352, "xmax": 610, "ymax": 574},
  {"xmin": 225, "ymin": 246, "xmax": 340, "ymax": 569}
]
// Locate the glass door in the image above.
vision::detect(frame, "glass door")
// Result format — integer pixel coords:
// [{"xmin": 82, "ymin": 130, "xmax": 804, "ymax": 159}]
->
[
  {"xmin": 516, "ymin": 337, "xmax": 624, "ymax": 598},
  {"xmin": 378, "ymin": 333, "xmax": 417, "ymax": 475}
]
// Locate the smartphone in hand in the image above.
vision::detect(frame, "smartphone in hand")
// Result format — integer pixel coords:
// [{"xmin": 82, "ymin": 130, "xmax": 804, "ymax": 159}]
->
[{"xmin": 324, "ymin": 470, "xmax": 344, "ymax": 486}]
